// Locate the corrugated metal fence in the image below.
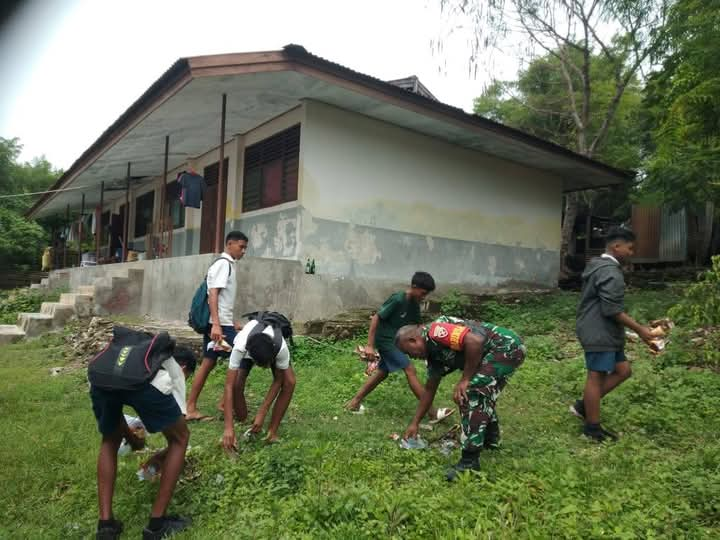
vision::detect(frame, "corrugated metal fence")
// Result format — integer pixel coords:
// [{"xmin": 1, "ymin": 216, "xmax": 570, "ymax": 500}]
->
[{"xmin": 631, "ymin": 205, "xmax": 687, "ymax": 263}]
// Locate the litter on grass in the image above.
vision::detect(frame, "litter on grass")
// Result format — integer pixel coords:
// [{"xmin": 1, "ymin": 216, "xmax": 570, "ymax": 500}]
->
[
  {"xmin": 626, "ymin": 318, "xmax": 674, "ymax": 354},
  {"xmin": 400, "ymin": 437, "xmax": 428, "ymax": 450}
]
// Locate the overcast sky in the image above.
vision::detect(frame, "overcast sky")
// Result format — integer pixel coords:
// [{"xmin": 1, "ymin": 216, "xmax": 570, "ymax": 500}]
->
[{"xmin": 0, "ymin": 0, "xmax": 521, "ymax": 169}]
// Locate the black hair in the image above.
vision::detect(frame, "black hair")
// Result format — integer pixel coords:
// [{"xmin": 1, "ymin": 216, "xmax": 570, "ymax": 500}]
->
[
  {"xmin": 226, "ymin": 230, "xmax": 248, "ymax": 244},
  {"xmin": 411, "ymin": 271, "xmax": 436, "ymax": 292},
  {"xmin": 605, "ymin": 227, "xmax": 636, "ymax": 245},
  {"xmin": 246, "ymin": 333, "xmax": 275, "ymax": 367},
  {"xmin": 172, "ymin": 346, "xmax": 197, "ymax": 374}
]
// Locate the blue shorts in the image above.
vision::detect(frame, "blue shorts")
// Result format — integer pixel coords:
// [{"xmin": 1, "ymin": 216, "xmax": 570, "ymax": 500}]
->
[
  {"xmin": 585, "ymin": 350, "xmax": 626, "ymax": 373},
  {"xmin": 378, "ymin": 346, "xmax": 411, "ymax": 373},
  {"xmin": 202, "ymin": 325, "xmax": 237, "ymax": 362},
  {"xmin": 90, "ymin": 383, "xmax": 181, "ymax": 435}
]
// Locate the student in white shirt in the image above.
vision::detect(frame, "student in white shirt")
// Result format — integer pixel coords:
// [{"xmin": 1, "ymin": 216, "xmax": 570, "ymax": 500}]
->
[
  {"xmin": 186, "ymin": 231, "xmax": 248, "ymax": 421},
  {"xmin": 221, "ymin": 319, "xmax": 296, "ymax": 449}
]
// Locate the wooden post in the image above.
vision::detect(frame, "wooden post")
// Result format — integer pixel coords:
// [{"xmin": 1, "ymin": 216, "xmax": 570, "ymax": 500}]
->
[
  {"xmin": 95, "ymin": 181, "xmax": 104, "ymax": 263},
  {"xmin": 123, "ymin": 163, "xmax": 131, "ymax": 262},
  {"xmin": 79, "ymin": 192, "xmax": 85, "ymax": 260},
  {"xmin": 214, "ymin": 93, "xmax": 227, "ymax": 254},
  {"xmin": 584, "ymin": 214, "xmax": 592, "ymax": 256},
  {"xmin": 63, "ymin": 204, "xmax": 69, "ymax": 268},
  {"xmin": 159, "ymin": 135, "xmax": 169, "ymax": 258}
]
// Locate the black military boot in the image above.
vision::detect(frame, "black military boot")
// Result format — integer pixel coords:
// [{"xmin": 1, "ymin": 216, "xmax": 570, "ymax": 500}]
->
[
  {"xmin": 484, "ymin": 421, "xmax": 501, "ymax": 450},
  {"xmin": 445, "ymin": 450, "xmax": 480, "ymax": 481}
]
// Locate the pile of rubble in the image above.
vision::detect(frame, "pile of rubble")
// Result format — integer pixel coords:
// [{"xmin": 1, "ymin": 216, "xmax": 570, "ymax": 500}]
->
[
  {"xmin": 66, "ymin": 317, "xmax": 114, "ymax": 362},
  {"xmin": 65, "ymin": 316, "xmax": 203, "ymax": 363}
]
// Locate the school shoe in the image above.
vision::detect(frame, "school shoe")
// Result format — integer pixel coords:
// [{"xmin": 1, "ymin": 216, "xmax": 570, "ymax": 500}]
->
[
  {"xmin": 483, "ymin": 421, "xmax": 500, "ymax": 450},
  {"xmin": 583, "ymin": 423, "xmax": 618, "ymax": 443},
  {"xmin": 445, "ymin": 451, "xmax": 480, "ymax": 482},
  {"xmin": 142, "ymin": 515, "xmax": 191, "ymax": 540},
  {"xmin": 569, "ymin": 399, "xmax": 586, "ymax": 420},
  {"xmin": 96, "ymin": 519, "xmax": 123, "ymax": 540}
]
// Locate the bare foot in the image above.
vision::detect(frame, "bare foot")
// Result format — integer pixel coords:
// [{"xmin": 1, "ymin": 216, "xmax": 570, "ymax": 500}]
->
[
  {"xmin": 185, "ymin": 411, "xmax": 213, "ymax": 422},
  {"xmin": 265, "ymin": 433, "xmax": 280, "ymax": 444}
]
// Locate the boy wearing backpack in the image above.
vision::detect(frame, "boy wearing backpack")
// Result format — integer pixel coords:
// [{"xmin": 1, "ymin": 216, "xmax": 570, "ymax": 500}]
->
[
  {"xmin": 89, "ymin": 330, "xmax": 197, "ymax": 540},
  {"xmin": 221, "ymin": 313, "xmax": 296, "ymax": 449},
  {"xmin": 186, "ymin": 231, "xmax": 248, "ymax": 421}
]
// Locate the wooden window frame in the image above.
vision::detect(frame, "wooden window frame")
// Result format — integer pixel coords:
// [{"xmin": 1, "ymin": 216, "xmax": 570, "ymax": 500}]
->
[{"xmin": 242, "ymin": 124, "xmax": 300, "ymax": 212}]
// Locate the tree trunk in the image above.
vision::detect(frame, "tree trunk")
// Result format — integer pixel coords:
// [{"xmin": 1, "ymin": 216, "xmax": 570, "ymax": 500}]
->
[{"xmin": 560, "ymin": 192, "xmax": 580, "ymax": 277}]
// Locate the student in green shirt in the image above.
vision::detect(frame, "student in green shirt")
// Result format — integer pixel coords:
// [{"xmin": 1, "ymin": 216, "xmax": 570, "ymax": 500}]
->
[{"xmin": 345, "ymin": 272, "xmax": 453, "ymax": 422}]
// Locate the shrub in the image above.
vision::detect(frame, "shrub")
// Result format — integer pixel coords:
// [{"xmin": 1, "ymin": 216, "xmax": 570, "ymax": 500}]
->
[
  {"xmin": 668, "ymin": 256, "xmax": 720, "ymax": 326},
  {"xmin": 439, "ymin": 289, "xmax": 471, "ymax": 318},
  {"xmin": 0, "ymin": 287, "xmax": 64, "ymax": 324}
]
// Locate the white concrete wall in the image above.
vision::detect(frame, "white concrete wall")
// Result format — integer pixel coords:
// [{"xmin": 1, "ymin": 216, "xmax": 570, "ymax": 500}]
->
[
  {"xmin": 301, "ymin": 101, "xmax": 562, "ymax": 251},
  {"xmin": 298, "ymin": 101, "xmax": 563, "ymax": 286}
]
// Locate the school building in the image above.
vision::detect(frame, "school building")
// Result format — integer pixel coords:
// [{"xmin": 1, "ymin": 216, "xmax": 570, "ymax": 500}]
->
[{"xmin": 27, "ymin": 45, "xmax": 629, "ymax": 324}]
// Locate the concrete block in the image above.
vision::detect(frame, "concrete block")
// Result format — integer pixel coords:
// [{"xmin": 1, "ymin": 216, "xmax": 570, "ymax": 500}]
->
[
  {"xmin": 0, "ymin": 325, "xmax": 25, "ymax": 345},
  {"xmin": 48, "ymin": 270, "xmax": 70, "ymax": 290},
  {"xmin": 127, "ymin": 268, "xmax": 144, "ymax": 282},
  {"xmin": 77, "ymin": 285, "xmax": 95, "ymax": 296},
  {"xmin": 40, "ymin": 302, "xmax": 75, "ymax": 327},
  {"xmin": 40, "ymin": 278, "xmax": 50, "ymax": 287},
  {"xmin": 17, "ymin": 313, "xmax": 54, "ymax": 338},
  {"xmin": 30, "ymin": 283, "xmax": 42, "ymax": 289},
  {"xmin": 59, "ymin": 293, "xmax": 94, "ymax": 317}
]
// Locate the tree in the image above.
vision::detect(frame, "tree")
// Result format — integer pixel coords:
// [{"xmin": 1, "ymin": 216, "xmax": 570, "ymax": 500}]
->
[
  {"xmin": 642, "ymin": 0, "xmax": 720, "ymax": 211},
  {"xmin": 0, "ymin": 137, "xmax": 62, "ymax": 269},
  {"xmin": 474, "ymin": 49, "xmax": 644, "ymax": 171},
  {"xmin": 435, "ymin": 0, "xmax": 671, "ymax": 274},
  {"xmin": 0, "ymin": 137, "xmax": 61, "ymax": 213},
  {"xmin": 474, "ymin": 48, "xmax": 644, "ymax": 221}
]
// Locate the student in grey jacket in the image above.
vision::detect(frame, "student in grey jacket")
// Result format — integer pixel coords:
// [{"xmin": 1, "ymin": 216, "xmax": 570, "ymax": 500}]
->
[{"xmin": 571, "ymin": 227, "xmax": 655, "ymax": 442}]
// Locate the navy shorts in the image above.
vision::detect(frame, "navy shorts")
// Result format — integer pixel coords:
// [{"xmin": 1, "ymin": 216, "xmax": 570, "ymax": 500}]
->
[
  {"xmin": 585, "ymin": 350, "xmax": 626, "ymax": 373},
  {"xmin": 202, "ymin": 325, "xmax": 237, "ymax": 362},
  {"xmin": 90, "ymin": 383, "xmax": 182, "ymax": 435},
  {"xmin": 377, "ymin": 346, "xmax": 411, "ymax": 373}
]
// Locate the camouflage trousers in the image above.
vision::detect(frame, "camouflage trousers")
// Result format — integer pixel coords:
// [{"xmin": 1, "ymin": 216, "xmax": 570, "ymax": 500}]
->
[
  {"xmin": 458, "ymin": 341, "xmax": 525, "ymax": 452},
  {"xmin": 459, "ymin": 374, "xmax": 508, "ymax": 452}
]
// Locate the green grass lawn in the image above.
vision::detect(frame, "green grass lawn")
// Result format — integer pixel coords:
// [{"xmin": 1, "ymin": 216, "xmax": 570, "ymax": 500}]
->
[{"xmin": 1, "ymin": 288, "xmax": 719, "ymax": 539}]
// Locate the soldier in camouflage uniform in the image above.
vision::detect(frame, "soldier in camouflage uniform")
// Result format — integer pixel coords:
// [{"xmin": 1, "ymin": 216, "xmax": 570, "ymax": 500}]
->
[{"xmin": 397, "ymin": 316, "xmax": 526, "ymax": 481}]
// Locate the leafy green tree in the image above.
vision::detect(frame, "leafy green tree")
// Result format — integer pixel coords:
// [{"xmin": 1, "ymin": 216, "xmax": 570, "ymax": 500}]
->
[
  {"xmin": 435, "ymin": 0, "xmax": 671, "ymax": 273},
  {"xmin": 642, "ymin": 0, "xmax": 720, "ymax": 211},
  {"xmin": 474, "ymin": 49, "xmax": 643, "ymax": 221},
  {"xmin": 0, "ymin": 137, "xmax": 62, "ymax": 268}
]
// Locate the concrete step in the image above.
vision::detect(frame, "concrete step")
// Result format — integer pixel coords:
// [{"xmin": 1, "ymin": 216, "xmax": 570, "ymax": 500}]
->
[
  {"xmin": 0, "ymin": 325, "xmax": 26, "ymax": 345},
  {"xmin": 110, "ymin": 276, "xmax": 130, "ymax": 288},
  {"xmin": 40, "ymin": 302, "xmax": 76, "ymax": 326},
  {"xmin": 93, "ymin": 277, "xmax": 112, "ymax": 289},
  {"xmin": 29, "ymin": 283, "xmax": 42, "ymax": 289},
  {"xmin": 127, "ymin": 268, "xmax": 144, "ymax": 281},
  {"xmin": 17, "ymin": 313, "xmax": 54, "ymax": 338},
  {"xmin": 40, "ymin": 278, "xmax": 50, "ymax": 287},
  {"xmin": 77, "ymin": 285, "xmax": 95, "ymax": 296},
  {"xmin": 60, "ymin": 293, "xmax": 94, "ymax": 317}
]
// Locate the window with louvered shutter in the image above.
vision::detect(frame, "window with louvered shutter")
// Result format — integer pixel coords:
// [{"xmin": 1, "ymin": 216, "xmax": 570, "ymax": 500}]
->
[{"xmin": 242, "ymin": 124, "xmax": 300, "ymax": 212}]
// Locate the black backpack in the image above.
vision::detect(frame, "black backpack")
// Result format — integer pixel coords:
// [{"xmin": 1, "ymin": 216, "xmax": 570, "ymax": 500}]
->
[
  {"xmin": 243, "ymin": 311, "xmax": 294, "ymax": 354},
  {"xmin": 88, "ymin": 326, "xmax": 176, "ymax": 390}
]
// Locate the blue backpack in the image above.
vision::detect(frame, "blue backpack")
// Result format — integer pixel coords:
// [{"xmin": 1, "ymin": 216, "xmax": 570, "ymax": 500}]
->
[{"xmin": 188, "ymin": 258, "xmax": 232, "ymax": 334}]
